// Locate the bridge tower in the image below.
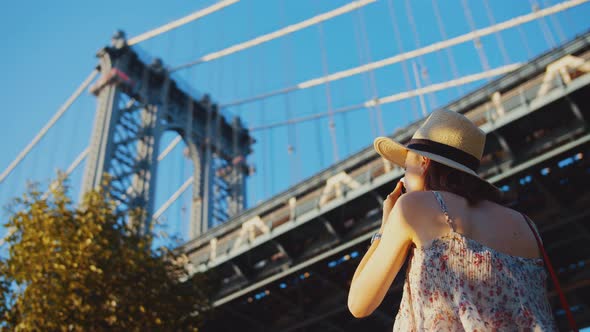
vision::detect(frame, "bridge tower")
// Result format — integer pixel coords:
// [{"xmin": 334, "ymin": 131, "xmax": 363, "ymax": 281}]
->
[{"xmin": 81, "ymin": 31, "xmax": 253, "ymax": 238}]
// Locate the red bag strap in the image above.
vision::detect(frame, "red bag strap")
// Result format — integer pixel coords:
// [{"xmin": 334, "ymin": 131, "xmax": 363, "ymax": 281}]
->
[{"xmin": 521, "ymin": 212, "xmax": 578, "ymax": 332}]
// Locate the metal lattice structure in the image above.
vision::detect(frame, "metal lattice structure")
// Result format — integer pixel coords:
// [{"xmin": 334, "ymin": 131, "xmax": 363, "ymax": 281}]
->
[{"xmin": 81, "ymin": 31, "xmax": 253, "ymax": 236}]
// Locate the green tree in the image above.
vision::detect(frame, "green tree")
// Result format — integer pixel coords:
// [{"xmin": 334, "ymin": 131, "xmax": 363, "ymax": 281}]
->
[{"xmin": 0, "ymin": 175, "xmax": 211, "ymax": 331}]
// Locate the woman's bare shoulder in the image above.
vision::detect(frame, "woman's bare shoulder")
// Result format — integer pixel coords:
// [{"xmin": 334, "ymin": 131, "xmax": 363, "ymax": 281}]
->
[
  {"xmin": 467, "ymin": 199, "xmax": 542, "ymax": 258},
  {"xmin": 393, "ymin": 191, "xmax": 447, "ymax": 237}
]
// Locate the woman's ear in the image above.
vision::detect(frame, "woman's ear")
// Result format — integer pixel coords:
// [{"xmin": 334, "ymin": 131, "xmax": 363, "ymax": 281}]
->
[{"xmin": 420, "ymin": 156, "xmax": 431, "ymax": 174}]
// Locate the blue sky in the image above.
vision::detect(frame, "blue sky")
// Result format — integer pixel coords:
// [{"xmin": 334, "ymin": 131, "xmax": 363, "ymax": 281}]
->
[{"xmin": 1, "ymin": 0, "xmax": 589, "ymax": 241}]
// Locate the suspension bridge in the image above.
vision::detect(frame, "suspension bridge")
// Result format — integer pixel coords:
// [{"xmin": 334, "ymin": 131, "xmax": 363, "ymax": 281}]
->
[{"xmin": 1, "ymin": 0, "xmax": 590, "ymax": 330}]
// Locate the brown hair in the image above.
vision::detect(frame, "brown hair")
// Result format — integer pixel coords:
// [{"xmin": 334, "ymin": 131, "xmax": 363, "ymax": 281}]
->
[{"xmin": 423, "ymin": 160, "xmax": 504, "ymax": 207}]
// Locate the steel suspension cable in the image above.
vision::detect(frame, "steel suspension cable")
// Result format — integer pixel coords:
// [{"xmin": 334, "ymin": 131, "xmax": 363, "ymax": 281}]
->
[
  {"xmin": 404, "ymin": 0, "xmax": 438, "ymax": 111},
  {"xmin": 217, "ymin": 0, "xmax": 588, "ymax": 109},
  {"xmin": 231, "ymin": 35, "xmax": 242, "ymax": 216},
  {"xmin": 249, "ymin": 64, "xmax": 521, "ymax": 132},
  {"xmin": 460, "ymin": 0, "xmax": 492, "ymax": 72},
  {"xmin": 517, "ymin": 26, "xmax": 534, "ymax": 59},
  {"xmin": 352, "ymin": 9, "xmax": 378, "ymax": 138},
  {"xmin": 171, "ymin": 0, "xmax": 376, "ymax": 71},
  {"xmin": 543, "ymin": 0, "xmax": 567, "ymax": 43},
  {"xmin": 482, "ymin": 0, "xmax": 512, "ymax": 65},
  {"xmin": 245, "ymin": 0, "xmax": 261, "ymax": 205},
  {"xmin": 529, "ymin": 0, "xmax": 557, "ymax": 48},
  {"xmin": 280, "ymin": 0, "xmax": 301, "ymax": 186},
  {"xmin": 431, "ymin": 0, "xmax": 464, "ymax": 96},
  {"xmin": 357, "ymin": 6, "xmax": 385, "ymax": 136},
  {"xmin": 411, "ymin": 61, "xmax": 429, "ymax": 118},
  {"xmin": 258, "ymin": 34, "xmax": 271, "ymax": 200},
  {"xmin": 128, "ymin": 0, "xmax": 240, "ymax": 45},
  {"xmin": 317, "ymin": 21, "xmax": 340, "ymax": 163},
  {"xmin": 386, "ymin": 0, "xmax": 420, "ymax": 121},
  {"xmin": 312, "ymin": 87, "xmax": 326, "ymax": 171},
  {"xmin": 0, "ymin": 70, "xmax": 98, "ymax": 184}
]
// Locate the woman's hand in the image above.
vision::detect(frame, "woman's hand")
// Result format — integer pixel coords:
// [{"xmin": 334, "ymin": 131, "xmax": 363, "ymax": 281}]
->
[{"xmin": 381, "ymin": 179, "xmax": 404, "ymax": 230}]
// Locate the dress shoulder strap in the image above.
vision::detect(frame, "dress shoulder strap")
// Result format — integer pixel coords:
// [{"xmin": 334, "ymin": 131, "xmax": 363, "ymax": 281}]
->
[
  {"xmin": 432, "ymin": 191, "xmax": 455, "ymax": 231},
  {"xmin": 520, "ymin": 212, "xmax": 543, "ymax": 245}
]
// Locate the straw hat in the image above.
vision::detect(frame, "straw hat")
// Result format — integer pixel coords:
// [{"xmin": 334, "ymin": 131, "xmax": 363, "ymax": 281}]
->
[{"xmin": 374, "ymin": 109, "xmax": 497, "ymax": 189}]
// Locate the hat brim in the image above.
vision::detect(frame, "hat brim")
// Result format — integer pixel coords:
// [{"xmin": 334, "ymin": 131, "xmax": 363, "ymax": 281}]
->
[
  {"xmin": 373, "ymin": 136, "xmax": 500, "ymax": 192},
  {"xmin": 373, "ymin": 136, "xmax": 408, "ymax": 168}
]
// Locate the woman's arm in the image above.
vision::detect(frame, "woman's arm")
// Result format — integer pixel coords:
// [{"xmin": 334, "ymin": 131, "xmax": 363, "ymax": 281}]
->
[
  {"xmin": 350, "ymin": 180, "xmax": 404, "ymax": 284},
  {"xmin": 347, "ymin": 193, "xmax": 415, "ymax": 318},
  {"xmin": 349, "ymin": 224, "xmax": 385, "ymax": 287}
]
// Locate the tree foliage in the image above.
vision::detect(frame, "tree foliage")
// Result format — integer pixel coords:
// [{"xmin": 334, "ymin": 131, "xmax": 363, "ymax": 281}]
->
[{"xmin": 0, "ymin": 176, "xmax": 211, "ymax": 331}]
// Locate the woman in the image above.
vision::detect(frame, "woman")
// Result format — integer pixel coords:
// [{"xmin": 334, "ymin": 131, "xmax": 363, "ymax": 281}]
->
[{"xmin": 347, "ymin": 109, "xmax": 558, "ymax": 330}]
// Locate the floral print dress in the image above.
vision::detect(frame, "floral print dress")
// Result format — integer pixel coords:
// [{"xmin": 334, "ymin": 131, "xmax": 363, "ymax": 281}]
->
[{"xmin": 393, "ymin": 191, "xmax": 558, "ymax": 331}]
